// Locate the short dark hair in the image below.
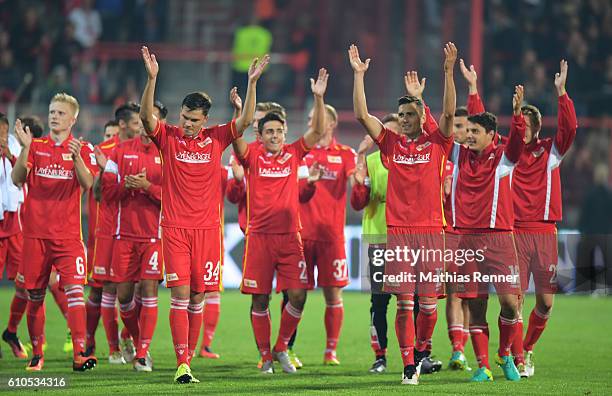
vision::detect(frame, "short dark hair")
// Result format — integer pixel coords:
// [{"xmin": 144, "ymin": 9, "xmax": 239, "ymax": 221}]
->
[
  {"xmin": 115, "ymin": 102, "xmax": 141, "ymax": 123},
  {"xmin": 455, "ymin": 106, "xmax": 468, "ymax": 117},
  {"xmin": 257, "ymin": 111, "xmax": 286, "ymax": 134},
  {"xmin": 0, "ymin": 112, "xmax": 7, "ymax": 126},
  {"xmin": 182, "ymin": 92, "xmax": 212, "ymax": 116},
  {"xmin": 21, "ymin": 115, "xmax": 44, "ymax": 138},
  {"xmin": 104, "ymin": 119, "xmax": 119, "ymax": 130},
  {"xmin": 381, "ymin": 113, "xmax": 399, "ymax": 124},
  {"xmin": 256, "ymin": 102, "xmax": 287, "ymax": 119},
  {"xmin": 154, "ymin": 100, "xmax": 168, "ymax": 120},
  {"xmin": 521, "ymin": 104, "xmax": 541, "ymax": 132},
  {"xmin": 467, "ymin": 112, "xmax": 497, "ymax": 133},
  {"xmin": 397, "ymin": 95, "xmax": 424, "ymax": 112}
]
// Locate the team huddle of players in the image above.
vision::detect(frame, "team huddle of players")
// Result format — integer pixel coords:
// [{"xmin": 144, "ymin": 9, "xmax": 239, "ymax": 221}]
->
[{"xmin": 0, "ymin": 41, "xmax": 576, "ymax": 386}]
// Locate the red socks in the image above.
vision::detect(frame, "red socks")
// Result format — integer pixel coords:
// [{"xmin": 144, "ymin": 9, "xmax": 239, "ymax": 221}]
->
[
  {"xmin": 8, "ymin": 289, "xmax": 28, "ymax": 333},
  {"xmin": 101, "ymin": 292, "xmax": 120, "ymax": 353},
  {"xmin": 448, "ymin": 324, "xmax": 464, "ymax": 352},
  {"xmin": 187, "ymin": 302, "xmax": 204, "ymax": 358},
  {"xmin": 251, "ymin": 308, "xmax": 272, "ymax": 361},
  {"xmin": 49, "ymin": 281, "xmax": 68, "ymax": 320},
  {"xmin": 202, "ymin": 296, "xmax": 221, "ymax": 348},
  {"xmin": 470, "ymin": 324, "xmax": 490, "ymax": 369},
  {"xmin": 324, "ymin": 300, "xmax": 343, "ymax": 354},
  {"xmin": 274, "ymin": 302, "xmax": 303, "ymax": 352},
  {"xmin": 395, "ymin": 295, "xmax": 415, "ymax": 367},
  {"xmin": 119, "ymin": 300, "xmax": 140, "ymax": 346},
  {"xmin": 137, "ymin": 296, "xmax": 158, "ymax": 359},
  {"xmin": 169, "ymin": 297, "xmax": 189, "ymax": 366},
  {"xmin": 415, "ymin": 301, "xmax": 438, "ymax": 352},
  {"xmin": 462, "ymin": 328, "xmax": 470, "ymax": 348},
  {"xmin": 65, "ymin": 285, "xmax": 87, "ymax": 357},
  {"xmin": 512, "ymin": 318, "xmax": 525, "ymax": 364},
  {"xmin": 523, "ymin": 307, "xmax": 550, "ymax": 352},
  {"xmin": 27, "ymin": 293, "xmax": 46, "ymax": 357},
  {"xmin": 498, "ymin": 315, "xmax": 518, "ymax": 357},
  {"xmin": 85, "ymin": 295, "xmax": 101, "ymax": 350}
]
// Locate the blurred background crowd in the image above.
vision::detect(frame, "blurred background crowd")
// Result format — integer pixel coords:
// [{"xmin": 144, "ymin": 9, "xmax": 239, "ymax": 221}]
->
[{"xmin": 0, "ymin": 0, "xmax": 610, "ymax": 231}]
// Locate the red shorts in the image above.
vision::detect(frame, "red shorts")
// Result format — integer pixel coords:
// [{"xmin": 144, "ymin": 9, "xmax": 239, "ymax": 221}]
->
[
  {"xmin": 241, "ymin": 232, "xmax": 309, "ymax": 295},
  {"xmin": 515, "ymin": 228, "xmax": 558, "ymax": 293},
  {"xmin": 444, "ymin": 230, "xmax": 461, "ymax": 274},
  {"xmin": 17, "ymin": 237, "xmax": 87, "ymax": 289},
  {"xmin": 384, "ymin": 227, "xmax": 445, "ymax": 297},
  {"xmin": 0, "ymin": 233, "xmax": 23, "ymax": 280},
  {"xmin": 91, "ymin": 236, "xmax": 115, "ymax": 283},
  {"xmin": 112, "ymin": 238, "xmax": 163, "ymax": 283},
  {"xmin": 456, "ymin": 231, "xmax": 521, "ymax": 298},
  {"xmin": 303, "ymin": 239, "xmax": 349, "ymax": 288},
  {"xmin": 162, "ymin": 226, "xmax": 222, "ymax": 293}
]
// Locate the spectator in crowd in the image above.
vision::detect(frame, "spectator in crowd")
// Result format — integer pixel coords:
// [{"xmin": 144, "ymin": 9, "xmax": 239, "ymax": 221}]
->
[
  {"xmin": 231, "ymin": 16, "xmax": 272, "ymax": 95},
  {"xmin": 68, "ymin": 0, "xmax": 102, "ymax": 48}
]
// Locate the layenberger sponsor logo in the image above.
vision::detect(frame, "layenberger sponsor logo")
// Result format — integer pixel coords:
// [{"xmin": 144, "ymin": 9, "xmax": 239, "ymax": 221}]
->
[
  {"xmin": 35, "ymin": 164, "xmax": 74, "ymax": 180},
  {"xmin": 393, "ymin": 152, "xmax": 431, "ymax": 165},
  {"xmin": 175, "ymin": 151, "xmax": 212, "ymax": 163},
  {"xmin": 259, "ymin": 166, "xmax": 292, "ymax": 178}
]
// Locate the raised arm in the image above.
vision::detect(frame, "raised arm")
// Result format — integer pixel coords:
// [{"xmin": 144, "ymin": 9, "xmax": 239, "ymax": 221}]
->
[
  {"xmin": 349, "ymin": 44, "xmax": 382, "ymax": 139},
  {"xmin": 303, "ymin": 68, "xmax": 328, "ymax": 148},
  {"xmin": 404, "ymin": 70, "xmax": 438, "ymax": 133},
  {"xmin": 139, "ymin": 46, "xmax": 159, "ymax": 134},
  {"xmin": 235, "ymin": 55, "xmax": 270, "ymax": 135},
  {"xmin": 11, "ymin": 119, "xmax": 31, "ymax": 186},
  {"xmin": 229, "ymin": 87, "xmax": 243, "ymax": 120},
  {"xmin": 439, "ymin": 42, "xmax": 457, "ymax": 138},
  {"xmin": 460, "ymin": 59, "xmax": 485, "ymax": 115},
  {"xmin": 553, "ymin": 60, "xmax": 577, "ymax": 155},
  {"xmin": 505, "ymin": 85, "xmax": 526, "ymax": 163}
]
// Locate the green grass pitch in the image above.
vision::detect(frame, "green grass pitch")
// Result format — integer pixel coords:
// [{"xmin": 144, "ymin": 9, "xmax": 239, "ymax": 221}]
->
[{"xmin": 0, "ymin": 288, "xmax": 610, "ymax": 395}]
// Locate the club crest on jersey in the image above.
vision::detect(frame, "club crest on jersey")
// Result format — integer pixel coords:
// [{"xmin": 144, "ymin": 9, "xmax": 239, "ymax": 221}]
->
[
  {"xmin": 175, "ymin": 151, "xmax": 212, "ymax": 164},
  {"xmin": 197, "ymin": 137, "xmax": 213, "ymax": 148},
  {"xmin": 532, "ymin": 147, "xmax": 545, "ymax": 158},
  {"xmin": 35, "ymin": 164, "xmax": 74, "ymax": 180},
  {"xmin": 277, "ymin": 152, "xmax": 293, "ymax": 164},
  {"xmin": 327, "ymin": 155, "xmax": 342, "ymax": 164},
  {"xmin": 259, "ymin": 166, "xmax": 291, "ymax": 178},
  {"xmin": 393, "ymin": 152, "xmax": 431, "ymax": 165},
  {"xmin": 62, "ymin": 153, "xmax": 72, "ymax": 161},
  {"xmin": 416, "ymin": 142, "xmax": 432, "ymax": 151}
]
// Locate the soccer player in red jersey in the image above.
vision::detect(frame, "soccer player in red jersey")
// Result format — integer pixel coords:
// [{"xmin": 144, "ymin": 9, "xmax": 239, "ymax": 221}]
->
[
  {"xmin": 0, "ymin": 112, "xmax": 28, "ymax": 360},
  {"xmin": 449, "ymin": 86, "xmax": 526, "ymax": 382},
  {"xmin": 139, "ymin": 46, "xmax": 268, "ymax": 383},
  {"xmin": 87, "ymin": 103, "xmax": 142, "ymax": 364},
  {"xmin": 12, "ymin": 93, "xmax": 98, "ymax": 372},
  {"xmin": 350, "ymin": 43, "xmax": 457, "ymax": 385},
  {"xmin": 234, "ymin": 68, "xmax": 328, "ymax": 375},
  {"xmin": 403, "ymin": 70, "xmax": 471, "ymax": 371},
  {"xmin": 461, "ymin": 60, "xmax": 577, "ymax": 378},
  {"xmin": 101, "ymin": 114, "xmax": 163, "ymax": 372},
  {"xmin": 299, "ymin": 103, "xmax": 357, "ymax": 365}
]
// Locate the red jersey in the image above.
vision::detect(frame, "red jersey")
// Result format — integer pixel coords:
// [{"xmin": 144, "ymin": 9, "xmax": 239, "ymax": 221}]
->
[
  {"xmin": 238, "ymin": 137, "xmax": 310, "ymax": 234},
  {"xmin": 91, "ymin": 136, "xmax": 120, "ymax": 238},
  {"xmin": 24, "ymin": 135, "xmax": 97, "ymax": 239},
  {"xmin": 442, "ymin": 160, "xmax": 454, "ymax": 229},
  {"xmin": 299, "ymin": 139, "xmax": 356, "ymax": 241},
  {"xmin": 149, "ymin": 119, "xmax": 238, "ymax": 229},
  {"xmin": 513, "ymin": 94, "xmax": 577, "ymax": 225},
  {"xmin": 451, "ymin": 114, "xmax": 526, "ymax": 230},
  {"xmin": 102, "ymin": 137, "xmax": 162, "ymax": 240},
  {"xmin": 374, "ymin": 126, "xmax": 452, "ymax": 228}
]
